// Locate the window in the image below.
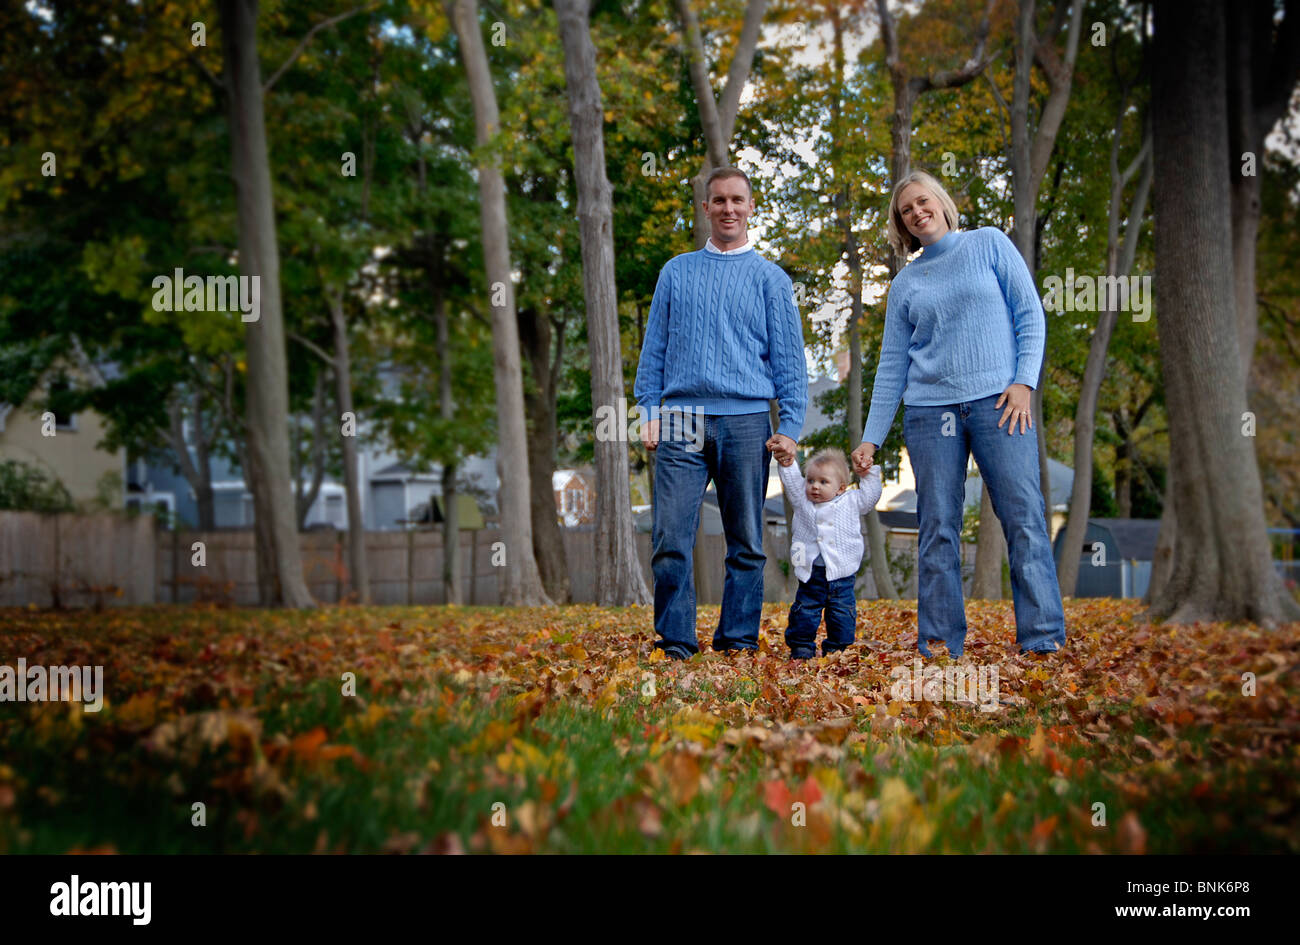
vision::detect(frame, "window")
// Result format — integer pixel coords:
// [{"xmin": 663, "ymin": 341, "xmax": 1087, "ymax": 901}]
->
[
  {"xmin": 48, "ymin": 378, "xmax": 76, "ymax": 430},
  {"xmin": 564, "ymin": 486, "xmax": 586, "ymax": 518}
]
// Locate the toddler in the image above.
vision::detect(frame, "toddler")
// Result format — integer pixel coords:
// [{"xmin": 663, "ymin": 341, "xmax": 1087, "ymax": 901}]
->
[{"xmin": 776, "ymin": 448, "xmax": 883, "ymax": 658}]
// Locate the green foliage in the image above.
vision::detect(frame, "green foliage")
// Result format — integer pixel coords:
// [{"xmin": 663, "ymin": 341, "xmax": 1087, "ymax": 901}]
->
[{"xmin": 0, "ymin": 459, "xmax": 76, "ymax": 513}]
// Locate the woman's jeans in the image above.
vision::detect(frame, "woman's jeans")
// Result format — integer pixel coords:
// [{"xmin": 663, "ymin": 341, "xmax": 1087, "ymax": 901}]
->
[
  {"xmin": 651, "ymin": 411, "xmax": 771, "ymax": 657},
  {"xmin": 785, "ymin": 563, "xmax": 857, "ymax": 657},
  {"xmin": 903, "ymin": 392, "xmax": 1066, "ymax": 657}
]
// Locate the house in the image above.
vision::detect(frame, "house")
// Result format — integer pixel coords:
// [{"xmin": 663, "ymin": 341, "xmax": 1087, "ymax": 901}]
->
[
  {"xmin": 877, "ymin": 448, "xmax": 1076, "ymax": 539},
  {"xmin": 0, "ymin": 339, "xmax": 125, "ymax": 509},
  {"xmin": 1052, "ymin": 518, "xmax": 1162, "ymax": 598},
  {"xmin": 796, "ymin": 361, "xmax": 1076, "ymax": 539},
  {"xmin": 123, "ymin": 360, "xmax": 502, "ymax": 531},
  {"xmin": 554, "ymin": 469, "xmax": 594, "ymax": 527},
  {"xmin": 633, "ymin": 488, "xmax": 787, "ymax": 535}
]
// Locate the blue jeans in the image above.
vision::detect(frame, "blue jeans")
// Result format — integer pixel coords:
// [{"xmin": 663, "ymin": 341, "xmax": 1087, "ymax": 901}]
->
[
  {"xmin": 651, "ymin": 411, "xmax": 771, "ymax": 657},
  {"xmin": 785, "ymin": 563, "xmax": 857, "ymax": 657},
  {"xmin": 903, "ymin": 392, "xmax": 1066, "ymax": 657}
]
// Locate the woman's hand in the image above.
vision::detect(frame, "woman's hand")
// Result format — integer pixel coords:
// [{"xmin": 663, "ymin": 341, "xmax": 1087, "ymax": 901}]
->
[
  {"xmin": 851, "ymin": 442, "xmax": 876, "ymax": 477},
  {"xmin": 995, "ymin": 383, "xmax": 1033, "ymax": 435}
]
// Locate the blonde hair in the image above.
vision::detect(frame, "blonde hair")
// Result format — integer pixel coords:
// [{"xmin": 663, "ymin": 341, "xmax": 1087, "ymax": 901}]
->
[
  {"xmin": 804, "ymin": 448, "xmax": 851, "ymax": 489},
  {"xmin": 886, "ymin": 170, "xmax": 961, "ymax": 260}
]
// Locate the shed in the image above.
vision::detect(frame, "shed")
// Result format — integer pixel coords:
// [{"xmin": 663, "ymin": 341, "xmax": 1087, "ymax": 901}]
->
[{"xmin": 1052, "ymin": 517, "xmax": 1162, "ymax": 598}]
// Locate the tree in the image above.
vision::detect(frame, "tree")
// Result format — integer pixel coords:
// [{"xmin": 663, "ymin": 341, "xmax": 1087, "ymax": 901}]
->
[
  {"xmin": 1227, "ymin": 0, "xmax": 1300, "ymax": 388},
  {"xmin": 1146, "ymin": 0, "xmax": 1300, "ymax": 624},
  {"xmin": 554, "ymin": 0, "xmax": 652, "ymax": 606},
  {"xmin": 875, "ymin": 0, "xmax": 996, "ymax": 597},
  {"xmin": 444, "ymin": 0, "xmax": 551, "ymax": 605},
  {"xmin": 1056, "ymin": 12, "xmax": 1153, "ymax": 597},
  {"xmin": 217, "ymin": 0, "xmax": 333, "ymax": 608},
  {"xmin": 973, "ymin": 0, "xmax": 1081, "ymax": 597},
  {"xmin": 676, "ymin": 0, "xmax": 768, "ymax": 248}
]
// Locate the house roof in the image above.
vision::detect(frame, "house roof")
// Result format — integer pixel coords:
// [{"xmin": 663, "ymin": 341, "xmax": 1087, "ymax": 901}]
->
[
  {"xmin": 553, "ymin": 469, "xmax": 582, "ymax": 491},
  {"xmin": 801, "ymin": 375, "xmax": 841, "ymax": 436},
  {"xmin": 370, "ymin": 460, "xmax": 440, "ymax": 483},
  {"xmin": 1090, "ymin": 518, "xmax": 1162, "ymax": 561}
]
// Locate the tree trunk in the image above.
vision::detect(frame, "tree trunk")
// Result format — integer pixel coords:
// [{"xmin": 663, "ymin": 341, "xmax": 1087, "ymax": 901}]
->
[
  {"xmin": 441, "ymin": 460, "xmax": 461, "ymax": 604},
  {"xmin": 1144, "ymin": 480, "xmax": 1176, "ymax": 605},
  {"xmin": 446, "ymin": 0, "xmax": 550, "ymax": 605},
  {"xmin": 328, "ymin": 290, "xmax": 370, "ymax": 604},
  {"xmin": 555, "ymin": 0, "xmax": 651, "ymax": 606},
  {"xmin": 1114, "ymin": 424, "xmax": 1132, "ymax": 518},
  {"xmin": 875, "ymin": 0, "xmax": 997, "ymax": 598},
  {"xmin": 970, "ymin": 484, "xmax": 1005, "ymax": 598},
  {"xmin": 237, "ymin": 437, "xmax": 277, "ymax": 605},
  {"xmin": 1057, "ymin": 119, "xmax": 1153, "ymax": 596},
  {"xmin": 434, "ymin": 282, "xmax": 462, "ymax": 605},
  {"xmin": 841, "ymin": 196, "xmax": 897, "ymax": 601},
  {"xmin": 167, "ymin": 393, "xmax": 216, "ymax": 531},
  {"xmin": 674, "ymin": 0, "xmax": 768, "ymax": 600},
  {"xmin": 295, "ymin": 369, "xmax": 327, "ymax": 529},
  {"xmin": 218, "ymin": 0, "xmax": 314, "ymax": 607},
  {"xmin": 1003, "ymin": 0, "xmax": 1085, "ymax": 552},
  {"xmin": 1146, "ymin": 0, "xmax": 1300, "ymax": 624},
  {"xmin": 520, "ymin": 309, "xmax": 570, "ymax": 603}
]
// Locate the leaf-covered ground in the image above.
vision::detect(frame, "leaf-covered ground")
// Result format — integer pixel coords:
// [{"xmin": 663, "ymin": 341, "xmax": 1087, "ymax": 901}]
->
[{"xmin": 0, "ymin": 599, "xmax": 1296, "ymax": 853}]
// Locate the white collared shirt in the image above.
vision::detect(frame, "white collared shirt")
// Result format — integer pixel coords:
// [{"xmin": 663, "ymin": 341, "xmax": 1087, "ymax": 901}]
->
[
  {"xmin": 777, "ymin": 462, "xmax": 883, "ymax": 583},
  {"xmin": 705, "ymin": 237, "xmax": 754, "ymax": 255}
]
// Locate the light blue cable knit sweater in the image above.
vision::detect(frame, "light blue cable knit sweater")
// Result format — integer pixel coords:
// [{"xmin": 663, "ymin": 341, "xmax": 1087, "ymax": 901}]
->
[
  {"xmin": 634, "ymin": 249, "xmax": 808, "ymax": 442},
  {"xmin": 861, "ymin": 227, "xmax": 1045, "ymax": 448}
]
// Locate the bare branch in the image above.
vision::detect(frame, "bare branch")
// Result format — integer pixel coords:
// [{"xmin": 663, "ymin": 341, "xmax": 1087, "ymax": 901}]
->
[
  {"xmin": 288, "ymin": 330, "xmax": 338, "ymax": 368},
  {"xmin": 676, "ymin": 0, "xmax": 727, "ymax": 167},
  {"xmin": 263, "ymin": 4, "xmax": 375, "ymax": 95},
  {"xmin": 717, "ymin": 0, "xmax": 769, "ymax": 143}
]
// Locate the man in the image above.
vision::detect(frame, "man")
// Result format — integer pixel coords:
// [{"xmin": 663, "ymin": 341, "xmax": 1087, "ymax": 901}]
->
[{"xmin": 634, "ymin": 166, "xmax": 808, "ymax": 660}]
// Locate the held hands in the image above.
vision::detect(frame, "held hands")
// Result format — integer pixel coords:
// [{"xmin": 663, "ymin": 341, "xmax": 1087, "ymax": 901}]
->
[
  {"xmin": 995, "ymin": 383, "xmax": 1034, "ymax": 435},
  {"xmin": 851, "ymin": 442, "xmax": 875, "ymax": 477},
  {"xmin": 641, "ymin": 418, "xmax": 660, "ymax": 451},
  {"xmin": 766, "ymin": 434, "xmax": 797, "ymax": 466}
]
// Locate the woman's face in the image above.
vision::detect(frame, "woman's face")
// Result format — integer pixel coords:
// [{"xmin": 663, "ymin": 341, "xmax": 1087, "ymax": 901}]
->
[{"xmin": 897, "ymin": 183, "xmax": 949, "ymax": 246}]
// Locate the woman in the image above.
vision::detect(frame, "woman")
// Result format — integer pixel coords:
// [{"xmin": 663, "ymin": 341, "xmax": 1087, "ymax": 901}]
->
[{"xmin": 850, "ymin": 170, "xmax": 1065, "ymax": 657}]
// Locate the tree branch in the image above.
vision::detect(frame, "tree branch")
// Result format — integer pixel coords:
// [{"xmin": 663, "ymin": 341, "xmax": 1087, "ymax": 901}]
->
[
  {"xmin": 716, "ymin": 0, "xmax": 769, "ymax": 143},
  {"xmin": 676, "ymin": 0, "xmax": 728, "ymax": 167},
  {"xmin": 263, "ymin": 4, "xmax": 375, "ymax": 95},
  {"xmin": 288, "ymin": 330, "xmax": 338, "ymax": 368}
]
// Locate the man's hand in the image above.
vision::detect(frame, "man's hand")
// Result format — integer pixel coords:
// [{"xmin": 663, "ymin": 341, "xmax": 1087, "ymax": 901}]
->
[
  {"xmin": 851, "ymin": 442, "xmax": 876, "ymax": 477},
  {"xmin": 766, "ymin": 433, "xmax": 797, "ymax": 466},
  {"xmin": 641, "ymin": 418, "xmax": 660, "ymax": 451},
  {"xmin": 995, "ymin": 383, "xmax": 1033, "ymax": 435}
]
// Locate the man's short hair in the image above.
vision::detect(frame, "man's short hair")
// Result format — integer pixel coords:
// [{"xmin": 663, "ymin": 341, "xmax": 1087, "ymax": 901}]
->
[{"xmin": 705, "ymin": 166, "xmax": 752, "ymax": 198}]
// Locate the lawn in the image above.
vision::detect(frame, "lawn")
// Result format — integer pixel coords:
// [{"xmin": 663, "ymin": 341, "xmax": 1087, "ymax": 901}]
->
[{"xmin": 0, "ymin": 599, "xmax": 1296, "ymax": 853}]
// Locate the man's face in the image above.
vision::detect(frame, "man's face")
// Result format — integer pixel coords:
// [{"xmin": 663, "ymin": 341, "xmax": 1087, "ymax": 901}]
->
[{"xmin": 704, "ymin": 175, "xmax": 754, "ymax": 246}]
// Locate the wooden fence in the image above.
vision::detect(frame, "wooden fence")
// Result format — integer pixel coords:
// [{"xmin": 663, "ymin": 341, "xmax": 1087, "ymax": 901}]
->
[{"xmin": 0, "ymin": 511, "xmax": 950, "ymax": 609}]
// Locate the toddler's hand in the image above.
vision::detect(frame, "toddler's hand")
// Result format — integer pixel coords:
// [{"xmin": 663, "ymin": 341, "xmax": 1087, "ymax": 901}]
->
[{"xmin": 766, "ymin": 434, "xmax": 797, "ymax": 466}]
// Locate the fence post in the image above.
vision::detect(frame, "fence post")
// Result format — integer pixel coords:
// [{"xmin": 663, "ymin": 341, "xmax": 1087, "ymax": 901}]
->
[
  {"xmin": 469, "ymin": 529, "xmax": 478, "ymax": 605},
  {"xmin": 407, "ymin": 527, "xmax": 415, "ymax": 605}
]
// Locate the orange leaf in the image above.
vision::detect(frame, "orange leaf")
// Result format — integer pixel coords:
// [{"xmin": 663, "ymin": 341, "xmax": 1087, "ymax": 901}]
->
[
  {"xmin": 1031, "ymin": 815, "xmax": 1058, "ymax": 841},
  {"xmin": 290, "ymin": 727, "xmax": 329, "ymax": 762},
  {"xmin": 795, "ymin": 777, "xmax": 823, "ymax": 807},
  {"xmin": 762, "ymin": 779, "xmax": 792, "ymax": 816}
]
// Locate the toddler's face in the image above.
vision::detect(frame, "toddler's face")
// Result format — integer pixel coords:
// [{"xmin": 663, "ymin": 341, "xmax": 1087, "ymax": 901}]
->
[{"xmin": 804, "ymin": 463, "xmax": 847, "ymax": 504}]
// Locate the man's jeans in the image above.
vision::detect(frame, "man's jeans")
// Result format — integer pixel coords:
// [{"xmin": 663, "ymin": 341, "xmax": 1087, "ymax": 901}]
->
[
  {"xmin": 651, "ymin": 411, "xmax": 770, "ymax": 657},
  {"xmin": 903, "ymin": 392, "xmax": 1066, "ymax": 657},
  {"xmin": 785, "ymin": 563, "xmax": 856, "ymax": 658}
]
